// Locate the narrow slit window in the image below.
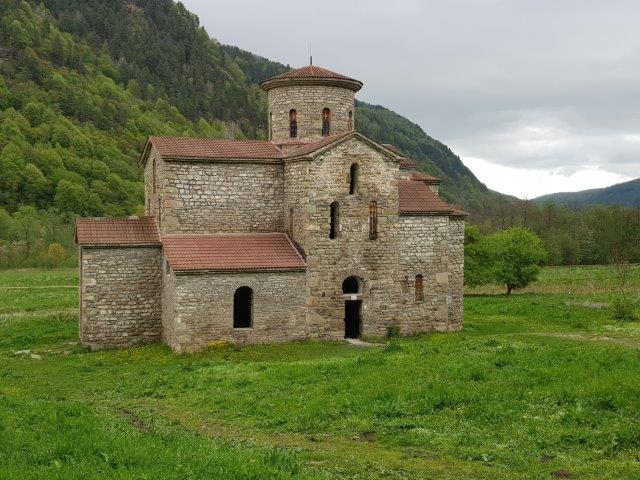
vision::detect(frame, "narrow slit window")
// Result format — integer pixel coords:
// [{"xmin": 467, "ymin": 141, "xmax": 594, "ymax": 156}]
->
[
  {"xmin": 269, "ymin": 112, "xmax": 273, "ymax": 140},
  {"xmin": 322, "ymin": 108, "xmax": 331, "ymax": 136},
  {"xmin": 289, "ymin": 207, "xmax": 294, "ymax": 235},
  {"xmin": 349, "ymin": 163, "xmax": 359, "ymax": 195},
  {"xmin": 289, "ymin": 109, "xmax": 297, "ymax": 138},
  {"xmin": 233, "ymin": 286, "xmax": 252, "ymax": 328},
  {"xmin": 369, "ymin": 200, "xmax": 378, "ymax": 240},
  {"xmin": 415, "ymin": 274, "xmax": 424, "ymax": 301},
  {"xmin": 151, "ymin": 157, "xmax": 156, "ymax": 194},
  {"xmin": 330, "ymin": 201, "xmax": 339, "ymax": 239},
  {"xmin": 348, "ymin": 110, "xmax": 353, "ymax": 131}
]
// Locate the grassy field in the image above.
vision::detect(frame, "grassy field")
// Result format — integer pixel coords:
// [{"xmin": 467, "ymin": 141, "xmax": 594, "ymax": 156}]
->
[{"xmin": 1, "ymin": 267, "xmax": 639, "ymax": 479}]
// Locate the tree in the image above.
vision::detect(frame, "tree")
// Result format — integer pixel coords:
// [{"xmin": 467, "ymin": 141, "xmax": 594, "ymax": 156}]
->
[
  {"xmin": 10, "ymin": 205, "xmax": 42, "ymax": 258},
  {"xmin": 487, "ymin": 228, "xmax": 547, "ymax": 294},
  {"xmin": 42, "ymin": 242, "xmax": 67, "ymax": 268},
  {"xmin": 463, "ymin": 225, "xmax": 492, "ymax": 287}
]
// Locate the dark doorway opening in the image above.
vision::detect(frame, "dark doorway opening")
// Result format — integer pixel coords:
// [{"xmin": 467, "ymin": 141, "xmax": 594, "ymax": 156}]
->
[
  {"xmin": 342, "ymin": 276, "xmax": 362, "ymax": 338},
  {"xmin": 344, "ymin": 300, "xmax": 361, "ymax": 339},
  {"xmin": 233, "ymin": 286, "xmax": 252, "ymax": 328},
  {"xmin": 342, "ymin": 276, "xmax": 359, "ymax": 294}
]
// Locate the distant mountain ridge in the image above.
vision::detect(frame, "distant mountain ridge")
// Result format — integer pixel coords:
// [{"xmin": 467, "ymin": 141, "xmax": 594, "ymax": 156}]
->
[{"xmin": 534, "ymin": 178, "xmax": 640, "ymax": 208}]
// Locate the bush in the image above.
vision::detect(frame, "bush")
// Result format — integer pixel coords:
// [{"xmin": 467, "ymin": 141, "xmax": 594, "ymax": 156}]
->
[
  {"xmin": 42, "ymin": 242, "xmax": 67, "ymax": 268},
  {"xmin": 386, "ymin": 325, "xmax": 400, "ymax": 338},
  {"xmin": 612, "ymin": 296, "xmax": 638, "ymax": 322}
]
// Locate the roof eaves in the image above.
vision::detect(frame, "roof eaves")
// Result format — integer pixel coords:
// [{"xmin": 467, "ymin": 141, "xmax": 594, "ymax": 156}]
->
[
  {"xmin": 161, "ymin": 155, "xmax": 284, "ymax": 164},
  {"xmin": 139, "ymin": 137, "xmax": 154, "ymax": 166},
  {"xmin": 172, "ymin": 266, "xmax": 307, "ymax": 275}
]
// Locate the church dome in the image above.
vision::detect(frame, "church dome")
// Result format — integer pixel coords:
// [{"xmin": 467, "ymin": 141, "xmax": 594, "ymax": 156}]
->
[{"xmin": 260, "ymin": 65, "xmax": 363, "ymax": 92}]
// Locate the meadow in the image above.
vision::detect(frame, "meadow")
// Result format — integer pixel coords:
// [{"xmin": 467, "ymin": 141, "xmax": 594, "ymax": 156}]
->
[{"xmin": 1, "ymin": 266, "xmax": 639, "ymax": 479}]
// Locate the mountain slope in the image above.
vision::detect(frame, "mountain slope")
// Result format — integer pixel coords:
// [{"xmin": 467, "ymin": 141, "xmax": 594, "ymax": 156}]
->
[
  {"xmin": 0, "ymin": 0, "xmax": 236, "ymax": 218},
  {"xmin": 534, "ymin": 178, "xmax": 640, "ymax": 208},
  {"xmin": 37, "ymin": 0, "xmax": 510, "ymax": 214}
]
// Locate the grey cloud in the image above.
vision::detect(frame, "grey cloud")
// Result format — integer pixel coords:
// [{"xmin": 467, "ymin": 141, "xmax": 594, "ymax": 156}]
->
[{"xmin": 182, "ymin": 0, "xmax": 640, "ymax": 189}]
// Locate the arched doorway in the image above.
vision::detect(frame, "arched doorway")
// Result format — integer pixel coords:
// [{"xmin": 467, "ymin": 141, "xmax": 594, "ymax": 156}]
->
[{"xmin": 342, "ymin": 276, "xmax": 361, "ymax": 339}]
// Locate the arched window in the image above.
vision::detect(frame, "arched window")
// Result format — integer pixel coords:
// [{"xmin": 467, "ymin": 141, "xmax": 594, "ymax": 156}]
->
[
  {"xmin": 348, "ymin": 110, "xmax": 353, "ymax": 131},
  {"xmin": 233, "ymin": 286, "xmax": 252, "ymax": 328},
  {"xmin": 322, "ymin": 108, "xmax": 331, "ymax": 136},
  {"xmin": 269, "ymin": 112, "xmax": 273, "ymax": 140},
  {"xmin": 349, "ymin": 163, "xmax": 359, "ymax": 195},
  {"xmin": 342, "ymin": 276, "xmax": 360, "ymax": 294},
  {"xmin": 289, "ymin": 109, "xmax": 297, "ymax": 138},
  {"xmin": 369, "ymin": 200, "xmax": 378, "ymax": 240},
  {"xmin": 329, "ymin": 201, "xmax": 339, "ymax": 239},
  {"xmin": 415, "ymin": 275, "xmax": 424, "ymax": 301}
]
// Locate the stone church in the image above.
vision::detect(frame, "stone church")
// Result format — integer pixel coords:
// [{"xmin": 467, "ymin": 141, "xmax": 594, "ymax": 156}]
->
[{"xmin": 75, "ymin": 65, "xmax": 466, "ymax": 353}]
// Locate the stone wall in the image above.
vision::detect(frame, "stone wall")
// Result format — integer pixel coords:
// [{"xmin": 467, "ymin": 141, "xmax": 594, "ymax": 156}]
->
[
  {"xmin": 162, "ymin": 269, "xmax": 307, "ymax": 353},
  {"xmin": 447, "ymin": 218, "xmax": 465, "ymax": 329},
  {"xmin": 299, "ymin": 137, "xmax": 465, "ymax": 339},
  {"xmin": 268, "ymin": 85, "xmax": 355, "ymax": 141},
  {"xmin": 283, "ymin": 161, "xmax": 310, "ymax": 251},
  {"xmin": 301, "ymin": 138, "xmax": 405, "ymax": 338},
  {"xmin": 396, "ymin": 215, "xmax": 463, "ymax": 333},
  {"xmin": 79, "ymin": 246, "xmax": 162, "ymax": 349},
  {"xmin": 159, "ymin": 160, "xmax": 285, "ymax": 234}
]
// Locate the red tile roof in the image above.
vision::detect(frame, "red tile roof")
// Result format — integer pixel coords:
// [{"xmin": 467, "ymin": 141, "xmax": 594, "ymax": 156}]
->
[
  {"xmin": 398, "ymin": 180, "xmax": 457, "ymax": 215},
  {"xmin": 266, "ymin": 65, "xmax": 357, "ymax": 81},
  {"xmin": 399, "ymin": 159, "xmax": 419, "ymax": 170},
  {"xmin": 382, "ymin": 144, "xmax": 405, "ymax": 156},
  {"xmin": 162, "ymin": 233, "xmax": 306, "ymax": 273},
  {"xmin": 284, "ymin": 132, "xmax": 352, "ymax": 158},
  {"xmin": 75, "ymin": 217, "xmax": 160, "ymax": 246},
  {"xmin": 260, "ymin": 65, "xmax": 363, "ymax": 92},
  {"xmin": 147, "ymin": 137, "xmax": 282, "ymax": 160},
  {"xmin": 411, "ymin": 171, "xmax": 442, "ymax": 184}
]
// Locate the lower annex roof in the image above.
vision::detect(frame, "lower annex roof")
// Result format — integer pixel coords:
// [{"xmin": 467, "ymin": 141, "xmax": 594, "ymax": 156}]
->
[{"xmin": 162, "ymin": 233, "xmax": 306, "ymax": 273}]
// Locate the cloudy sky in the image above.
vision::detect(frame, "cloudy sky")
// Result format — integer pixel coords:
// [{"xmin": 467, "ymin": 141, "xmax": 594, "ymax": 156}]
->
[{"xmin": 181, "ymin": 0, "xmax": 640, "ymax": 198}]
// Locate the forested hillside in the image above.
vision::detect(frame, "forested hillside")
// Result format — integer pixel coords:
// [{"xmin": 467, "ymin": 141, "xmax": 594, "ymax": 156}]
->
[
  {"xmin": 1, "ymin": 0, "xmax": 638, "ymax": 267},
  {"xmin": 534, "ymin": 178, "xmax": 640, "ymax": 208},
  {"xmin": 0, "ymin": 0, "xmax": 237, "ymax": 266}
]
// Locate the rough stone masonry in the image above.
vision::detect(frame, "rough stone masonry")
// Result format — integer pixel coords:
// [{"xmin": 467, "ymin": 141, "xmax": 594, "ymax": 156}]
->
[{"xmin": 75, "ymin": 64, "xmax": 466, "ymax": 352}]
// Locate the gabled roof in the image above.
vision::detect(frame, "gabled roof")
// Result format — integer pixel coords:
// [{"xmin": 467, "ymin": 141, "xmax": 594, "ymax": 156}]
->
[
  {"xmin": 382, "ymin": 144, "xmax": 405, "ymax": 156},
  {"xmin": 260, "ymin": 65, "xmax": 363, "ymax": 92},
  {"xmin": 283, "ymin": 132, "xmax": 352, "ymax": 158},
  {"xmin": 283, "ymin": 131, "xmax": 404, "ymax": 161},
  {"xmin": 141, "ymin": 137, "xmax": 281, "ymax": 164},
  {"xmin": 75, "ymin": 217, "xmax": 161, "ymax": 246},
  {"xmin": 399, "ymin": 158, "xmax": 419, "ymax": 170},
  {"xmin": 411, "ymin": 171, "xmax": 442, "ymax": 184},
  {"xmin": 398, "ymin": 180, "xmax": 466, "ymax": 216},
  {"xmin": 141, "ymin": 131, "xmax": 406, "ymax": 166},
  {"xmin": 162, "ymin": 233, "xmax": 306, "ymax": 273}
]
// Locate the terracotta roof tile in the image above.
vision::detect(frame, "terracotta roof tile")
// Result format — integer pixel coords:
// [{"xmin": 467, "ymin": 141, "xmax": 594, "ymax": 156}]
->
[
  {"xmin": 265, "ymin": 65, "xmax": 357, "ymax": 82},
  {"xmin": 398, "ymin": 180, "xmax": 456, "ymax": 215},
  {"xmin": 162, "ymin": 233, "xmax": 306, "ymax": 272},
  {"xmin": 382, "ymin": 144, "xmax": 405, "ymax": 156},
  {"xmin": 75, "ymin": 217, "xmax": 160, "ymax": 246},
  {"xmin": 399, "ymin": 158, "xmax": 419, "ymax": 170},
  {"xmin": 284, "ymin": 132, "xmax": 352, "ymax": 158},
  {"xmin": 147, "ymin": 136, "xmax": 282, "ymax": 160},
  {"xmin": 411, "ymin": 171, "xmax": 441, "ymax": 184}
]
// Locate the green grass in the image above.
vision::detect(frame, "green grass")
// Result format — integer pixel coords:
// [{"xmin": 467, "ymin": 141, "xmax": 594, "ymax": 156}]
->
[{"xmin": 1, "ymin": 266, "xmax": 639, "ymax": 479}]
